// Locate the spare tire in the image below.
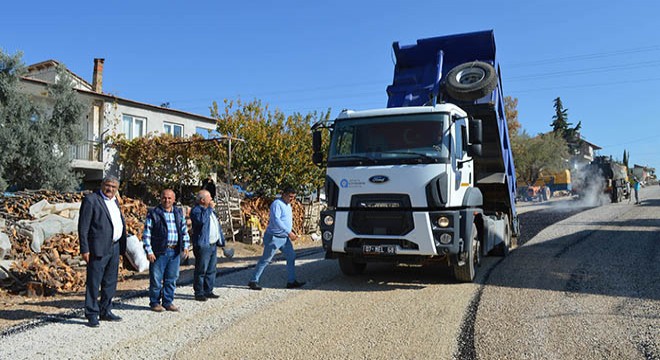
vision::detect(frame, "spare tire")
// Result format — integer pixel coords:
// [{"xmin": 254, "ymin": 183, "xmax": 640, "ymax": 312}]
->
[{"xmin": 445, "ymin": 61, "xmax": 498, "ymax": 101}]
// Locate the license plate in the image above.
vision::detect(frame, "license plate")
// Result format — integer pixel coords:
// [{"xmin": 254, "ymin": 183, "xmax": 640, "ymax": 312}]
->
[{"xmin": 363, "ymin": 245, "xmax": 396, "ymax": 254}]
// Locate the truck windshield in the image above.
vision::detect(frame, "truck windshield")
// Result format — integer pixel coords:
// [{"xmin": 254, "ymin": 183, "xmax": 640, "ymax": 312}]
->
[{"xmin": 328, "ymin": 113, "xmax": 449, "ymax": 166}]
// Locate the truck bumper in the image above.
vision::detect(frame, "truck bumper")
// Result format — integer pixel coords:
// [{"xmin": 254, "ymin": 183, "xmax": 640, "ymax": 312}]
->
[{"xmin": 320, "ymin": 209, "xmax": 465, "ymax": 260}]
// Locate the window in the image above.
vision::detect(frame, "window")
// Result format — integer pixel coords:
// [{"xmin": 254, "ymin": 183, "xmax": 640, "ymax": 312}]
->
[
  {"xmin": 122, "ymin": 115, "xmax": 145, "ymax": 140},
  {"xmin": 164, "ymin": 122, "xmax": 183, "ymax": 137},
  {"xmin": 196, "ymin": 127, "xmax": 221, "ymax": 139}
]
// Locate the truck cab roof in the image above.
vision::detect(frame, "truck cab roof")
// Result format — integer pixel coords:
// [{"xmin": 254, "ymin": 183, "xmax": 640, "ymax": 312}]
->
[{"xmin": 337, "ymin": 104, "xmax": 467, "ymax": 120}]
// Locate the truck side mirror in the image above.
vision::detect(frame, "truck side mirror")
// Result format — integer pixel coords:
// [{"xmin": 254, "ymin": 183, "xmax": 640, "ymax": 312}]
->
[
  {"xmin": 312, "ymin": 131, "xmax": 324, "ymax": 167},
  {"xmin": 469, "ymin": 118, "xmax": 483, "ymax": 144},
  {"xmin": 312, "ymin": 131, "xmax": 322, "ymax": 152},
  {"xmin": 467, "ymin": 144, "xmax": 482, "ymax": 157}
]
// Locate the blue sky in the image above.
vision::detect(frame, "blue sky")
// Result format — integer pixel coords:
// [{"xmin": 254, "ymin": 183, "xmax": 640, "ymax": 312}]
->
[{"xmin": 2, "ymin": 1, "xmax": 659, "ymax": 169}]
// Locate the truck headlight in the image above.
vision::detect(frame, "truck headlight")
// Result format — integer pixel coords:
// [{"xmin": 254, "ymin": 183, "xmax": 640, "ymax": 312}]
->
[
  {"xmin": 436, "ymin": 216, "xmax": 450, "ymax": 228},
  {"xmin": 322, "ymin": 231, "xmax": 333, "ymax": 241},
  {"xmin": 323, "ymin": 215, "xmax": 335, "ymax": 226},
  {"xmin": 439, "ymin": 233, "xmax": 452, "ymax": 244}
]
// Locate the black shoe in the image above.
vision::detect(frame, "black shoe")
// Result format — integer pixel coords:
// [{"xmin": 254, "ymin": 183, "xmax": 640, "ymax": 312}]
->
[
  {"xmin": 100, "ymin": 312, "xmax": 122, "ymax": 322},
  {"xmin": 286, "ymin": 280, "xmax": 306, "ymax": 289},
  {"xmin": 205, "ymin": 293, "xmax": 220, "ymax": 299},
  {"xmin": 87, "ymin": 316, "xmax": 100, "ymax": 327},
  {"xmin": 248, "ymin": 281, "xmax": 262, "ymax": 291},
  {"xmin": 194, "ymin": 295, "xmax": 208, "ymax": 301}
]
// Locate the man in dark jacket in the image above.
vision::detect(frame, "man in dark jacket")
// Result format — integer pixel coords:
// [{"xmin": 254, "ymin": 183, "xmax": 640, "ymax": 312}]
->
[
  {"xmin": 190, "ymin": 189, "xmax": 225, "ymax": 301},
  {"xmin": 142, "ymin": 189, "xmax": 190, "ymax": 312},
  {"xmin": 78, "ymin": 176, "xmax": 127, "ymax": 327}
]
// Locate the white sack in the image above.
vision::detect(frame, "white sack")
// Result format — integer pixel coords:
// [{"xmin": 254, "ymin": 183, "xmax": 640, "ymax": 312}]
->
[
  {"xmin": 125, "ymin": 235, "xmax": 149, "ymax": 272},
  {"xmin": 0, "ymin": 232, "xmax": 10, "ymax": 259},
  {"xmin": 0, "ymin": 260, "xmax": 15, "ymax": 280}
]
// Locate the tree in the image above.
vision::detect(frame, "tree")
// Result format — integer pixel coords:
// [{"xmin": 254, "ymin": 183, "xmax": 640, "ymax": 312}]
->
[
  {"xmin": 513, "ymin": 131, "xmax": 569, "ymax": 186},
  {"xmin": 550, "ymin": 97, "xmax": 581, "ymax": 155},
  {"xmin": 0, "ymin": 50, "xmax": 28, "ymax": 190},
  {"xmin": 623, "ymin": 149, "xmax": 629, "ymax": 169},
  {"xmin": 107, "ymin": 133, "xmax": 224, "ymax": 200},
  {"xmin": 0, "ymin": 50, "xmax": 84, "ymax": 191},
  {"xmin": 550, "ymin": 97, "xmax": 569, "ymax": 133},
  {"xmin": 210, "ymin": 99, "xmax": 329, "ymax": 197},
  {"xmin": 504, "ymin": 96, "xmax": 521, "ymax": 137}
]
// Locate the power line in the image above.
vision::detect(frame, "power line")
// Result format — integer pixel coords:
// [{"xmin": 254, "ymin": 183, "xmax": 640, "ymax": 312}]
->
[
  {"xmin": 598, "ymin": 135, "xmax": 660, "ymax": 149},
  {"xmin": 507, "ymin": 59, "xmax": 660, "ymax": 81},
  {"xmin": 508, "ymin": 76, "xmax": 660, "ymax": 94},
  {"xmin": 141, "ymin": 44, "xmax": 660, "ymax": 115},
  {"xmin": 506, "ymin": 45, "xmax": 660, "ymax": 67}
]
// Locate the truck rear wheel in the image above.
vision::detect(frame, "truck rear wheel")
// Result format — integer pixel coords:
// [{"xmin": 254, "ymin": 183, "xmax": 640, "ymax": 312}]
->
[
  {"xmin": 338, "ymin": 256, "xmax": 366, "ymax": 276},
  {"xmin": 454, "ymin": 224, "xmax": 480, "ymax": 282},
  {"xmin": 445, "ymin": 61, "xmax": 498, "ymax": 101}
]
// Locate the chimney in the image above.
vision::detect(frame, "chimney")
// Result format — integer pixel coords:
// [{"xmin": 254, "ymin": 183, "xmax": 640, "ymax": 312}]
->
[{"xmin": 92, "ymin": 58, "xmax": 105, "ymax": 93}]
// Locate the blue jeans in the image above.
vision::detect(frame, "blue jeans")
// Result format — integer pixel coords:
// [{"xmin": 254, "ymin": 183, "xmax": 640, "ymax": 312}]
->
[
  {"xmin": 193, "ymin": 244, "xmax": 217, "ymax": 297},
  {"xmin": 149, "ymin": 248, "xmax": 180, "ymax": 307},
  {"xmin": 251, "ymin": 233, "xmax": 296, "ymax": 283}
]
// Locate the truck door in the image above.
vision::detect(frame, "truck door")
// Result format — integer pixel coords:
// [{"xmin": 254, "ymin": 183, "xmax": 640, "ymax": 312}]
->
[{"xmin": 453, "ymin": 120, "xmax": 472, "ymax": 205}]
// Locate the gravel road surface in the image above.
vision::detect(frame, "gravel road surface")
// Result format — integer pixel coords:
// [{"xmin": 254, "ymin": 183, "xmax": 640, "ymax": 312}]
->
[{"xmin": 0, "ymin": 187, "xmax": 657, "ymax": 359}]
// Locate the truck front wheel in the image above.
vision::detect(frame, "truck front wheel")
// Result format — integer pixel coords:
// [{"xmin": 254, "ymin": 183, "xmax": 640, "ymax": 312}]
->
[
  {"xmin": 338, "ymin": 256, "xmax": 367, "ymax": 276},
  {"xmin": 453, "ymin": 224, "xmax": 480, "ymax": 282}
]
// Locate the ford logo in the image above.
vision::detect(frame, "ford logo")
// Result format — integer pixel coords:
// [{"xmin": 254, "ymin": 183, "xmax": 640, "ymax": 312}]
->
[{"xmin": 369, "ymin": 175, "xmax": 389, "ymax": 184}]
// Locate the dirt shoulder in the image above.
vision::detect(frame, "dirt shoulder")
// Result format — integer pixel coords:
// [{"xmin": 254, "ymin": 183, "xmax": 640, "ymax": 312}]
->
[{"xmin": 0, "ymin": 237, "xmax": 320, "ymax": 333}]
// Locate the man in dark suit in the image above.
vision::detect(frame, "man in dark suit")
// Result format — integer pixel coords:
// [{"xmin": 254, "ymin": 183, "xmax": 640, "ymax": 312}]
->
[{"xmin": 78, "ymin": 176, "xmax": 127, "ymax": 327}]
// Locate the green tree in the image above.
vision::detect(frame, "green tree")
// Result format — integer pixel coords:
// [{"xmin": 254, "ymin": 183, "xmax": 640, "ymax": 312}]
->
[
  {"xmin": 0, "ymin": 50, "xmax": 28, "ymax": 190},
  {"xmin": 0, "ymin": 51, "xmax": 84, "ymax": 191},
  {"xmin": 513, "ymin": 131, "xmax": 569, "ymax": 186},
  {"xmin": 210, "ymin": 99, "xmax": 329, "ymax": 197},
  {"xmin": 107, "ymin": 133, "xmax": 224, "ymax": 199},
  {"xmin": 622, "ymin": 149, "xmax": 629, "ymax": 169},
  {"xmin": 550, "ymin": 97, "xmax": 581, "ymax": 155}
]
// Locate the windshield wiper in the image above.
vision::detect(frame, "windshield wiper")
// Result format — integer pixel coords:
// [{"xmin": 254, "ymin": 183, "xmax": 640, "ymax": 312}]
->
[
  {"xmin": 381, "ymin": 151, "xmax": 436, "ymax": 161},
  {"xmin": 332, "ymin": 154, "xmax": 375, "ymax": 161},
  {"xmin": 329, "ymin": 154, "xmax": 377, "ymax": 164}
]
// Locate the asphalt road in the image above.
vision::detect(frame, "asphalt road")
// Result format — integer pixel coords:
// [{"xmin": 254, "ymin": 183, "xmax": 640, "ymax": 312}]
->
[{"xmin": 0, "ymin": 187, "xmax": 658, "ymax": 359}]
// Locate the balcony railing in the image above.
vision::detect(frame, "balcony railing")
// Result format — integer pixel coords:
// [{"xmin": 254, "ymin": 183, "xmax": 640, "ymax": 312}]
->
[{"xmin": 70, "ymin": 140, "xmax": 103, "ymax": 162}]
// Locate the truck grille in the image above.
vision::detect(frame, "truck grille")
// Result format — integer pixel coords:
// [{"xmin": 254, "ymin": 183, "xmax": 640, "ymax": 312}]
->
[{"xmin": 348, "ymin": 194, "xmax": 413, "ymax": 235}]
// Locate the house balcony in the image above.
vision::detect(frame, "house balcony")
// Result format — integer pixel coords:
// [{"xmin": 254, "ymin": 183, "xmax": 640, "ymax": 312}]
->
[{"xmin": 70, "ymin": 140, "xmax": 104, "ymax": 170}]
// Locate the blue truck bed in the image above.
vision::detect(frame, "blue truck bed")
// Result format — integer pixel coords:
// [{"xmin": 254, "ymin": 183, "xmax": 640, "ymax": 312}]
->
[{"xmin": 386, "ymin": 30, "xmax": 517, "ymax": 219}]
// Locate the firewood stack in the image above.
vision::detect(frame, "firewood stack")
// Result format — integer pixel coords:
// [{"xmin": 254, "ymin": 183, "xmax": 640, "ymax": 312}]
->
[
  {"xmin": 241, "ymin": 197, "xmax": 305, "ymax": 237},
  {"xmin": 118, "ymin": 196, "xmax": 148, "ymax": 239},
  {"xmin": 10, "ymin": 234, "xmax": 85, "ymax": 296},
  {"xmin": 0, "ymin": 190, "xmax": 85, "ymax": 222},
  {"xmin": 0, "ymin": 191, "xmax": 149, "ymax": 296}
]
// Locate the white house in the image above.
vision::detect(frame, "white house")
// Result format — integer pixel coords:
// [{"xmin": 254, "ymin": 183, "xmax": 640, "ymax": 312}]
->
[{"xmin": 19, "ymin": 58, "xmax": 219, "ymax": 187}]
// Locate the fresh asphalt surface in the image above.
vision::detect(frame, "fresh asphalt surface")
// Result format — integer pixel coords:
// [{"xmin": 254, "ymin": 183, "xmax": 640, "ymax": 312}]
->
[{"xmin": 0, "ymin": 187, "xmax": 658, "ymax": 359}]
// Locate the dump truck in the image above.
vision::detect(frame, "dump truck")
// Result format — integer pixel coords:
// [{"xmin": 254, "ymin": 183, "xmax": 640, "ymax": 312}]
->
[
  {"xmin": 576, "ymin": 156, "xmax": 630, "ymax": 203},
  {"xmin": 311, "ymin": 30, "xmax": 518, "ymax": 282}
]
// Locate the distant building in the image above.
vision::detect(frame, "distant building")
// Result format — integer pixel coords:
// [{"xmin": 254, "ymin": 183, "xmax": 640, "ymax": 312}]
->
[
  {"xmin": 570, "ymin": 137, "xmax": 601, "ymax": 169},
  {"xmin": 19, "ymin": 59, "xmax": 219, "ymax": 187},
  {"xmin": 631, "ymin": 164, "xmax": 655, "ymax": 182}
]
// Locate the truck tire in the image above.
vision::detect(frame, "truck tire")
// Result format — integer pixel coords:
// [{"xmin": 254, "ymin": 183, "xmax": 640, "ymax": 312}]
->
[
  {"xmin": 338, "ymin": 256, "xmax": 366, "ymax": 276},
  {"xmin": 490, "ymin": 215, "xmax": 511, "ymax": 257},
  {"xmin": 454, "ymin": 224, "xmax": 480, "ymax": 282},
  {"xmin": 445, "ymin": 61, "xmax": 498, "ymax": 101}
]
